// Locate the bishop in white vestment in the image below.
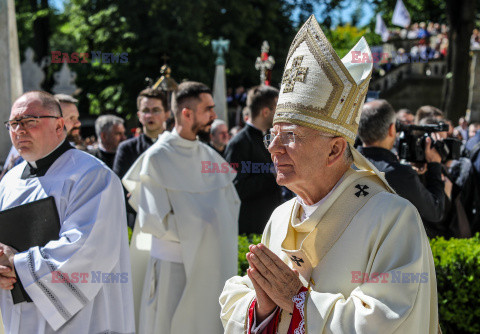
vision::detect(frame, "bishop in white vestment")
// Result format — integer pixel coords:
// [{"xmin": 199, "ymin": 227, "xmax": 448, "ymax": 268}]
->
[
  {"xmin": 123, "ymin": 82, "xmax": 240, "ymax": 334},
  {"xmin": 219, "ymin": 16, "xmax": 439, "ymax": 333}
]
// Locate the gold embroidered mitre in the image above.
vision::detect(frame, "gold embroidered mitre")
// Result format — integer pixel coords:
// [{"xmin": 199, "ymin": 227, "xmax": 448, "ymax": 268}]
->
[{"xmin": 274, "ymin": 15, "xmax": 373, "ymax": 144}]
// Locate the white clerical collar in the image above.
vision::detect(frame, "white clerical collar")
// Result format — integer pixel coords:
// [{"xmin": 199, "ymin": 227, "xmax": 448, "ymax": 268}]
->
[
  {"xmin": 296, "ymin": 174, "xmax": 345, "ymax": 222},
  {"xmin": 27, "ymin": 140, "xmax": 65, "ymax": 168}
]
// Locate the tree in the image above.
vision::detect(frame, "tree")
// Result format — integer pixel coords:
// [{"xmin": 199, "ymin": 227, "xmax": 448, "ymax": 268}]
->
[
  {"xmin": 443, "ymin": 0, "xmax": 476, "ymax": 122},
  {"xmin": 15, "ymin": 0, "xmax": 55, "ymax": 85},
  {"xmin": 15, "ymin": 0, "xmax": 363, "ymax": 121}
]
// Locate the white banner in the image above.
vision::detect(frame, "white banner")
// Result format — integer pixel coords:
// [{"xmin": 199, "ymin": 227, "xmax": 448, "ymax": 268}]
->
[
  {"xmin": 375, "ymin": 14, "xmax": 390, "ymax": 42},
  {"xmin": 392, "ymin": 0, "xmax": 411, "ymax": 28}
]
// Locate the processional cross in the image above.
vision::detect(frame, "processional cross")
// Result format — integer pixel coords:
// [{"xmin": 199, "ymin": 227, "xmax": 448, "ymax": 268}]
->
[{"xmin": 255, "ymin": 41, "xmax": 275, "ymax": 86}]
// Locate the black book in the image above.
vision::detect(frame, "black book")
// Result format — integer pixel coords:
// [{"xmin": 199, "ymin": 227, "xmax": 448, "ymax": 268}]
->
[{"xmin": 0, "ymin": 196, "xmax": 61, "ymax": 304}]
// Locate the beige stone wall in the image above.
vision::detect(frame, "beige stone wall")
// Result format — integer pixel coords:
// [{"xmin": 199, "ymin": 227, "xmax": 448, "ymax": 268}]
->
[{"xmin": 0, "ymin": 0, "xmax": 23, "ymax": 163}]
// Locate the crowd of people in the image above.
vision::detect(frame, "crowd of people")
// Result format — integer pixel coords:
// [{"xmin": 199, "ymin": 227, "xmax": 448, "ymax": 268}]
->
[
  {"xmin": 0, "ymin": 14, "xmax": 473, "ymax": 334},
  {"xmin": 372, "ymin": 22, "xmax": 480, "ymax": 80}
]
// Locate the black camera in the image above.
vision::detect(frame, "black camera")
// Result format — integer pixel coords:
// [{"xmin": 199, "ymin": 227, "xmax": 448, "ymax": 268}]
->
[{"xmin": 396, "ymin": 121, "xmax": 462, "ymax": 163}]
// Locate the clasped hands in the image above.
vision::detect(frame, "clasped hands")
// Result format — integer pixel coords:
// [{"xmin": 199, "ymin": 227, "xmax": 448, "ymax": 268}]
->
[
  {"xmin": 0, "ymin": 243, "xmax": 17, "ymax": 290},
  {"xmin": 246, "ymin": 243, "xmax": 303, "ymax": 322}
]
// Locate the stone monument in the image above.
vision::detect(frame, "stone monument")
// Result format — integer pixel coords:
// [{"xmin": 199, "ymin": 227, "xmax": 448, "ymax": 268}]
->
[
  {"xmin": 21, "ymin": 47, "xmax": 49, "ymax": 92},
  {"xmin": 255, "ymin": 41, "xmax": 275, "ymax": 86},
  {"xmin": 0, "ymin": 0, "xmax": 23, "ymax": 163},
  {"xmin": 212, "ymin": 37, "xmax": 229, "ymax": 125},
  {"xmin": 52, "ymin": 62, "xmax": 79, "ymax": 96}
]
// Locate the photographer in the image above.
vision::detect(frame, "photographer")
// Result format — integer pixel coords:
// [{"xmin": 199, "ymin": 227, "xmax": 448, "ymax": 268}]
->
[
  {"xmin": 357, "ymin": 100, "xmax": 446, "ymax": 236},
  {"xmin": 419, "ymin": 117, "xmax": 476, "ymax": 237}
]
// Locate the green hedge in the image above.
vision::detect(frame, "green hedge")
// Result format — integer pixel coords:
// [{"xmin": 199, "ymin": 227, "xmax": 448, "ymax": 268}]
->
[
  {"xmin": 431, "ymin": 234, "xmax": 480, "ymax": 333},
  {"xmin": 238, "ymin": 234, "xmax": 262, "ymax": 275},
  {"xmin": 238, "ymin": 233, "xmax": 480, "ymax": 333}
]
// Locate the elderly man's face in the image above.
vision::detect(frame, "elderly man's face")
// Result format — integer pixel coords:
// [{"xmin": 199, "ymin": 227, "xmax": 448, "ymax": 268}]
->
[
  {"xmin": 102, "ymin": 123, "xmax": 126, "ymax": 152},
  {"xmin": 9, "ymin": 95, "xmax": 65, "ymax": 162},
  {"xmin": 211, "ymin": 124, "xmax": 229, "ymax": 147},
  {"xmin": 268, "ymin": 122, "xmax": 332, "ymax": 190}
]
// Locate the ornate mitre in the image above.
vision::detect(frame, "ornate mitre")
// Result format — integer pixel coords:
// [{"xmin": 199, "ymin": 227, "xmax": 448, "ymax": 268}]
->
[{"xmin": 274, "ymin": 15, "xmax": 373, "ymax": 144}]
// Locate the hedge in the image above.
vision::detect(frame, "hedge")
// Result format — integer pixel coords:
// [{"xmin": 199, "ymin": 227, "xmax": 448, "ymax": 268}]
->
[{"xmin": 431, "ymin": 234, "xmax": 480, "ymax": 333}]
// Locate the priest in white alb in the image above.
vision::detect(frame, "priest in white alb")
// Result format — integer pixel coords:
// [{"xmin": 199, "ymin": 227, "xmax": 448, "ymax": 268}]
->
[
  {"xmin": 123, "ymin": 81, "xmax": 240, "ymax": 334},
  {"xmin": 219, "ymin": 15, "xmax": 439, "ymax": 333},
  {"xmin": 0, "ymin": 91, "xmax": 134, "ymax": 334}
]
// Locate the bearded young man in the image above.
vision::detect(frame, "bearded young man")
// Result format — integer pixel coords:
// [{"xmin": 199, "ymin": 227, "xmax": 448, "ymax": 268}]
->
[
  {"xmin": 123, "ymin": 81, "xmax": 240, "ymax": 333},
  {"xmin": 220, "ymin": 15, "xmax": 438, "ymax": 334}
]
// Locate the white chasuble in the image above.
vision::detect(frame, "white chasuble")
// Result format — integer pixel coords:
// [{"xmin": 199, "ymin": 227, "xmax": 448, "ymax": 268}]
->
[
  {"xmin": 0, "ymin": 149, "xmax": 135, "ymax": 334},
  {"xmin": 220, "ymin": 168, "xmax": 439, "ymax": 333},
  {"xmin": 123, "ymin": 129, "xmax": 240, "ymax": 334}
]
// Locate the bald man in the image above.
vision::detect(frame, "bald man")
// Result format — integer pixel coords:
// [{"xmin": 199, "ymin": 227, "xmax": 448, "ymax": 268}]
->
[{"xmin": 0, "ymin": 91, "xmax": 134, "ymax": 334}]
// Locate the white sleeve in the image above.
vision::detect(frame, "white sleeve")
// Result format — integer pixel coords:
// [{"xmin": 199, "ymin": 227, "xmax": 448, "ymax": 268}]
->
[
  {"xmin": 251, "ymin": 307, "xmax": 279, "ymax": 333},
  {"xmin": 14, "ymin": 167, "xmax": 127, "ymax": 330}
]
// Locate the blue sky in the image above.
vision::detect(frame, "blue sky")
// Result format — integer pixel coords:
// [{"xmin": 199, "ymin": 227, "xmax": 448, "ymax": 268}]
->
[
  {"xmin": 333, "ymin": 1, "xmax": 376, "ymax": 27},
  {"xmin": 50, "ymin": 0, "xmax": 64, "ymax": 11}
]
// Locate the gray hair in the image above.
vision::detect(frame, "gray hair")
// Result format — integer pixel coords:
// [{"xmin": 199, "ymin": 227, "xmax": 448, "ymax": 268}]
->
[
  {"xmin": 95, "ymin": 115, "xmax": 124, "ymax": 138},
  {"xmin": 316, "ymin": 129, "xmax": 353, "ymax": 165},
  {"xmin": 54, "ymin": 94, "xmax": 78, "ymax": 104},
  {"xmin": 358, "ymin": 100, "xmax": 396, "ymax": 145},
  {"xmin": 211, "ymin": 119, "xmax": 227, "ymax": 135},
  {"xmin": 344, "ymin": 144, "xmax": 353, "ymax": 165}
]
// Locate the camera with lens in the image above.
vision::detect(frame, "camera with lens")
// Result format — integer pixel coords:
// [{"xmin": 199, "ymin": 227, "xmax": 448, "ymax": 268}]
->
[{"xmin": 396, "ymin": 121, "xmax": 462, "ymax": 163}]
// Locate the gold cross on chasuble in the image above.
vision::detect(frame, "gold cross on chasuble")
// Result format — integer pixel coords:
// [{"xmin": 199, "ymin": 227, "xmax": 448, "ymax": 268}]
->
[{"xmin": 282, "ymin": 56, "xmax": 308, "ymax": 93}]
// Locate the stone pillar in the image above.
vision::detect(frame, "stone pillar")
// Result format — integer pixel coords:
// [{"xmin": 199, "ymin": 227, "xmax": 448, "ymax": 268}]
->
[
  {"xmin": 212, "ymin": 37, "xmax": 229, "ymax": 126},
  {"xmin": 0, "ymin": 0, "xmax": 23, "ymax": 162},
  {"xmin": 213, "ymin": 64, "xmax": 227, "ymax": 124},
  {"xmin": 468, "ymin": 49, "xmax": 480, "ymax": 121}
]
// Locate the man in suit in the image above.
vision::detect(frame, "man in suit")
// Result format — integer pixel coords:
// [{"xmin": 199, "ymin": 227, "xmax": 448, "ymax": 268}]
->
[
  {"xmin": 113, "ymin": 88, "xmax": 169, "ymax": 228},
  {"xmin": 89, "ymin": 115, "xmax": 126, "ymax": 169},
  {"xmin": 113, "ymin": 88, "xmax": 169, "ymax": 179},
  {"xmin": 209, "ymin": 119, "xmax": 229, "ymax": 157},
  {"xmin": 225, "ymin": 85, "xmax": 283, "ymax": 234}
]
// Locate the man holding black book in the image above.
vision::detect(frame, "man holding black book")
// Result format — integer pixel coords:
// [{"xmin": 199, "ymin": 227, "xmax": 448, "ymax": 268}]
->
[{"xmin": 0, "ymin": 91, "xmax": 134, "ymax": 334}]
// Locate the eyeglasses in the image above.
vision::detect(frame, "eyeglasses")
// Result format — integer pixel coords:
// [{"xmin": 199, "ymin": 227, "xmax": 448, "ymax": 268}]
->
[
  {"xmin": 4, "ymin": 115, "xmax": 60, "ymax": 131},
  {"xmin": 263, "ymin": 131, "xmax": 296, "ymax": 149}
]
